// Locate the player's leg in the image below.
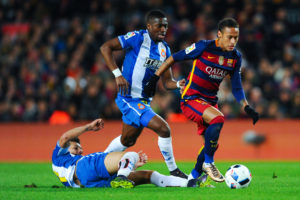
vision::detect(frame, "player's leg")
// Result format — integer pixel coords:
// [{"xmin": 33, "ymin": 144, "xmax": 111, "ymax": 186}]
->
[
  {"xmin": 181, "ymin": 99, "xmax": 224, "ymax": 182},
  {"xmin": 105, "ymin": 151, "xmax": 139, "ymax": 188},
  {"xmin": 104, "ymin": 123, "xmax": 143, "ymax": 153},
  {"xmin": 146, "ymin": 114, "xmax": 187, "ymax": 179},
  {"xmin": 128, "ymin": 170, "xmax": 188, "ymax": 187},
  {"xmin": 180, "ymin": 100, "xmax": 207, "ymax": 180},
  {"xmin": 104, "ymin": 96, "xmax": 144, "ymax": 153},
  {"xmin": 201, "ymin": 106, "xmax": 225, "ymax": 182},
  {"xmin": 188, "ymin": 144, "xmax": 205, "ymax": 180}
]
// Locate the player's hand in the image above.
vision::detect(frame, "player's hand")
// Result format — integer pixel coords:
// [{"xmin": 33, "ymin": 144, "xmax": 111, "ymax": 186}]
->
[
  {"xmin": 87, "ymin": 118, "xmax": 104, "ymax": 131},
  {"xmin": 178, "ymin": 79, "xmax": 186, "ymax": 94},
  {"xmin": 134, "ymin": 151, "xmax": 148, "ymax": 169},
  {"xmin": 244, "ymin": 105, "xmax": 259, "ymax": 125},
  {"xmin": 144, "ymin": 74, "xmax": 160, "ymax": 97},
  {"xmin": 116, "ymin": 76, "xmax": 129, "ymax": 96}
]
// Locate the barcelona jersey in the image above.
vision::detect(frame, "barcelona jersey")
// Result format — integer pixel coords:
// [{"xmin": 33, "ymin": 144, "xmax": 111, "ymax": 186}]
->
[{"xmin": 172, "ymin": 40, "xmax": 245, "ymax": 105}]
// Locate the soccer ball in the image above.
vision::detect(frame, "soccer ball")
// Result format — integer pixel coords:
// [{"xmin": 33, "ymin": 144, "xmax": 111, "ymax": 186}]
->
[{"xmin": 225, "ymin": 164, "xmax": 252, "ymax": 189}]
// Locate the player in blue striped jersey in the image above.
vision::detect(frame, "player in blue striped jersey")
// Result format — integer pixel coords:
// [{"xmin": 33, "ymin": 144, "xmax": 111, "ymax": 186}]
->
[
  {"xmin": 52, "ymin": 118, "xmax": 207, "ymax": 188},
  {"xmin": 100, "ymin": 10, "xmax": 187, "ymax": 178}
]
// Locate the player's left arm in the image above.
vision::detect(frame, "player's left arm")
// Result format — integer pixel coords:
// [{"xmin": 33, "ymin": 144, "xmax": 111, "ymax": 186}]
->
[
  {"xmin": 59, "ymin": 119, "xmax": 104, "ymax": 148},
  {"xmin": 161, "ymin": 68, "xmax": 185, "ymax": 90},
  {"xmin": 230, "ymin": 57, "xmax": 259, "ymax": 125}
]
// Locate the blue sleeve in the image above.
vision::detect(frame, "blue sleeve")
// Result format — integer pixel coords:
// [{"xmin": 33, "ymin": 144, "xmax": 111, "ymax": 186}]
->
[
  {"xmin": 166, "ymin": 45, "xmax": 171, "ymax": 59},
  {"xmin": 231, "ymin": 56, "xmax": 246, "ymax": 102},
  {"xmin": 55, "ymin": 141, "xmax": 69, "ymax": 156},
  {"xmin": 173, "ymin": 40, "xmax": 207, "ymax": 61},
  {"xmin": 118, "ymin": 31, "xmax": 141, "ymax": 49}
]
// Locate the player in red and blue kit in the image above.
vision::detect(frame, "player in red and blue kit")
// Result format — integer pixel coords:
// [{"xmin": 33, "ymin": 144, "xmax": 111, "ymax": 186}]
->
[{"xmin": 144, "ymin": 18, "xmax": 259, "ymax": 182}]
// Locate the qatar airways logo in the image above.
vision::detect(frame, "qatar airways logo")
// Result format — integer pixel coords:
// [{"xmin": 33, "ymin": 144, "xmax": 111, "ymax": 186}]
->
[{"xmin": 205, "ymin": 66, "xmax": 228, "ymax": 79}]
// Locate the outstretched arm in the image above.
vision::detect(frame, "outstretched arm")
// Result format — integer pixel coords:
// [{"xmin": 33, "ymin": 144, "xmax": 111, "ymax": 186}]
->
[
  {"xmin": 161, "ymin": 68, "xmax": 186, "ymax": 90},
  {"xmin": 100, "ymin": 38, "xmax": 129, "ymax": 95},
  {"xmin": 156, "ymin": 56, "xmax": 175, "ymax": 76},
  {"xmin": 144, "ymin": 56, "xmax": 178, "ymax": 97},
  {"xmin": 59, "ymin": 119, "xmax": 104, "ymax": 148}
]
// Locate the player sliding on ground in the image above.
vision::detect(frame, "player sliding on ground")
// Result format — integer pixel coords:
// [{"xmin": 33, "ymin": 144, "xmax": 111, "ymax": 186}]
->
[
  {"xmin": 51, "ymin": 118, "xmax": 210, "ymax": 188},
  {"xmin": 144, "ymin": 18, "xmax": 259, "ymax": 183}
]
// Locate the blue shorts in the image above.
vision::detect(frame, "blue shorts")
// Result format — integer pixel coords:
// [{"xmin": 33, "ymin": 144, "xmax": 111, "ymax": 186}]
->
[
  {"xmin": 115, "ymin": 95, "xmax": 156, "ymax": 128},
  {"xmin": 76, "ymin": 152, "xmax": 116, "ymax": 188}
]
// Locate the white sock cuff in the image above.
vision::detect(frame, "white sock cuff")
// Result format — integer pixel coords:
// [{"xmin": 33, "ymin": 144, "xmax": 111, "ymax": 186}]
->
[
  {"xmin": 104, "ymin": 135, "xmax": 127, "ymax": 153},
  {"xmin": 188, "ymin": 173, "xmax": 194, "ymax": 180},
  {"xmin": 158, "ymin": 136, "xmax": 172, "ymax": 145},
  {"xmin": 123, "ymin": 152, "xmax": 139, "ymax": 163},
  {"xmin": 117, "ymin": 152, "xmax": 139, "ymax": 177},
  {"xmin": 150, "ymin": 171, "xmax": 188, "ymax": 187},
  {"xmin": 150, "ymin": 171, "xmax": 161, "ymax": 185},
  {"xmin": 118, "ymin": 135, "xmax": 128, "ymax": 148}
]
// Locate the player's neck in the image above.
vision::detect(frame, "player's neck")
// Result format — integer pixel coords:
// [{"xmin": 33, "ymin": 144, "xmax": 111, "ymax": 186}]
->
[
  {"xmin": 216, "ymin": 39, "xmax": 230, "ymax": 52},
  {"xmin": 215, "ymin": 39, "xmax": 224, "ymax": 51}
]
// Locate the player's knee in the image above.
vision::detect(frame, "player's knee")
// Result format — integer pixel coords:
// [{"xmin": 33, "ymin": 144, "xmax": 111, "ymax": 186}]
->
[
  {"xmin": 157, "ymin": 124, "xmax": 170, "ymax": 137},
  {"xmin": 209, "ymin": 115, "xmax": 225, "ymax": 125},
  {"xmin": 121, "ymin": 135, "xmax": 137, "ymax": 147},
  {"xmin": 207, "ymin": 115, "xmax": 224, "ymax": 136}
]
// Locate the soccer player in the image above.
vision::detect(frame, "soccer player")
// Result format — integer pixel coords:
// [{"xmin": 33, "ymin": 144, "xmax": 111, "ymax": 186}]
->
[
  {"xmin": 144, "ymin": 18, "xmax": 259, "ymax": 182},
  {"xmin": 100, "ymin": 10, "xmax": 186, "ymax": 178},
  {"xmin": 51, "ymin": 118, "xmax": 207, "ymax": 188}
]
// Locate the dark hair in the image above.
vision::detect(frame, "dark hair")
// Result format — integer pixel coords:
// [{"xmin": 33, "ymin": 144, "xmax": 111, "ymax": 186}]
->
[
  {"xmin": 70, "ymin": 137, "xmax": 80, "ymax": 144},
  {"xmin": 146, "ymin": 10, "xmax": 166, "ymax": 23},
  {"xmin": 218, "ymin": 18, "xmax": 239, "ymax": 32}
]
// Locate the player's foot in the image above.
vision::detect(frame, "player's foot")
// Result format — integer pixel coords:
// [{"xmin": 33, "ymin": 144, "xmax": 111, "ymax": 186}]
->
[
  {"xmin": 187, "ymin": 174, "xmax": 215, "ymax": 188},
  {"xmin": 170, "ymin": 168, "xmax": 188, "ymax": 179},
  {"xmin": 202, "ymin": 163, "xmax": 225, "ymax": 182},
  {"xmin": 198, "ymin": 174, "xmax": 215, "ymax": 188},
  {"xmin": 110, "ymin": 175, "xmax": 135, "ymax": 188}
]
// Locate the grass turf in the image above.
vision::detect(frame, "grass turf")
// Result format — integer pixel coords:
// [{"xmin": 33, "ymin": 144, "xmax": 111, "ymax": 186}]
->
[{"xmin": 0, "ymin": 162, "xmax": 299, "ymax": 200}]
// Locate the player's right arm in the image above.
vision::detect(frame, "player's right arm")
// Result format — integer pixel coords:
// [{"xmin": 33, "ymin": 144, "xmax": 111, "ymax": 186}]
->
[
  {"xmin": 100, "ymin": 38, "xmax": 129, "ymax": 95},
  {"xmin": 156, "ymin": 41, "xmax": 206, "ymax": 76},
  {"xmin": 144, "ymin": 41, "xmax": 206, "ymax": 97},
  {"xmin": 59, "ymin": 119, "xmax": 104, "ymax": 148}
]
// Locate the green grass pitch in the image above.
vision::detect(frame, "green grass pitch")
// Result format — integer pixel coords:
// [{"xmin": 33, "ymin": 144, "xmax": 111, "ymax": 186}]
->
[{"xmin": 0, "ymin": 162, "xmax": 299, "ymax": 200}]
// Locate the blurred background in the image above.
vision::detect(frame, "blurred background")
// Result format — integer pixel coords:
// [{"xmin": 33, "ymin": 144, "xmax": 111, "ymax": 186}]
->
[{"xmin": 0, "ymin": 0, "xmax": 299, "ymax": 123}]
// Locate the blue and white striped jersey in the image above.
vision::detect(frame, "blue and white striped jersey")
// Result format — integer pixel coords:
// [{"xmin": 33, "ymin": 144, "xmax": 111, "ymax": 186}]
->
[
  {"xmin": 118, "ymin": 29, "xmax": 171, "ymax": 99},
  {"xmin": 52, "ymin": 141, "xmax": 82, "ymax": 188}
]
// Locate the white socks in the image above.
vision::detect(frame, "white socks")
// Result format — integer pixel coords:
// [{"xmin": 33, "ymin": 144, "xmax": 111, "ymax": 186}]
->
[
  {"xmin": 104, "ymin": 135, "xmax": 127, "ymax": 153},
  {"xmin": 158, "ymin": 137, "xmax": 177, "ymax": 171},
  {"xmin": 188, "ymin": 173, "xmax": 194, "ymax": 180},
  {"xmin": 150, "ymin": 171, "xmax": 188, "ymax": 187},
  {"xmin": 117, "ymin": 152, "xmax": 139, "ymax": 177}
]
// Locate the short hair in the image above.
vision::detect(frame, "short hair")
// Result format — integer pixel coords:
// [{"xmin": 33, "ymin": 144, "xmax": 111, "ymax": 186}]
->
[
  {"xmin": 70, "ymin": 137, "xmax": 80, "ymax": 144},
  {"xmin": 218, "ymin": 18, "xmax": 239, "ymax": 32},
  {"xmin": 146, "ymin": 10, "xmax": 166, "ymax": 23}
]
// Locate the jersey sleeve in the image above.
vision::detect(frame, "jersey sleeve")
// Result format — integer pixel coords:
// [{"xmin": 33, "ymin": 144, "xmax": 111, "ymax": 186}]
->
[
  {"xmin": 53, "ymin": 141, "xmax": 69, "ymax": 157},
  {"xmin": 172, "ymin": 40, "xmax": 207, "ymax": 61},
  {"xmin": 166, "ymin": 45, "xmax": 171, "ymax": 59},
  {"xmin": 231, "ymin": 56, "xmax": 246, "ymax": 102},
  {"xmin": 118, "ymin": 31, "xmax": 141, "ymax": 49}
]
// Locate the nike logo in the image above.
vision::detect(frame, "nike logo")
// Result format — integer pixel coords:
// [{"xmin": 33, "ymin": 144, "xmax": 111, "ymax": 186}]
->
[
  {"xmin": 208, "ymin": 56, "xmax": 216, "ymax": 59},
  {"xmin": 210, "ymin": 140, "xmax": 217, "ymax": 143}
]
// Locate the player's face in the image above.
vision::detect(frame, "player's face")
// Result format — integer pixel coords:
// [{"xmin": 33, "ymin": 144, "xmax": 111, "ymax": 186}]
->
[
  {"xmin": 218, "ymin": 27, "xmax": 239, "ymax": 51},
  {"xmin": 69, "ymin": 142, "xmax": 83, "ymax": 155},
  {"xmin": 147, "ymin": 17, "xmax": 168, "ymax": 42}
]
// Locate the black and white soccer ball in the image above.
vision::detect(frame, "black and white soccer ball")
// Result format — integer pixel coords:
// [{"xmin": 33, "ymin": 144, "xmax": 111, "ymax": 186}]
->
[{"xmin": 225, "ymin": 164, "xmax": 252, "ymax": 189}]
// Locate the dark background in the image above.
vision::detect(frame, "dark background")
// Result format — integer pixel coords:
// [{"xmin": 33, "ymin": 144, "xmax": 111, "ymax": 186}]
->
[{"xmin": 0, "ymin": 0, "xmax": 299, "ymax": 122}]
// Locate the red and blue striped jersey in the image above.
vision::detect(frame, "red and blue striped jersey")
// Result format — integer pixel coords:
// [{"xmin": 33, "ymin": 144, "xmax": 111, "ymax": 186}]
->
[{"xmin": 173, "ymin": 40, "xmax": 245, "ymax": 105}]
